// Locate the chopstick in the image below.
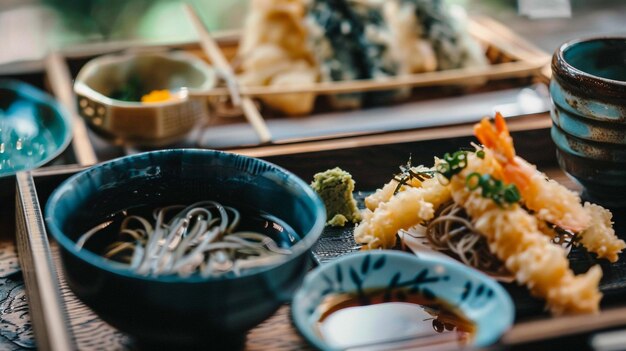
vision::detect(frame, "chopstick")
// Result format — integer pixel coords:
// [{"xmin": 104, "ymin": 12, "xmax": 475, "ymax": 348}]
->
[
  {"xmin": 45, "ymin": 52, "xmax": 98, "ymax": 166},
  {"xmin": 183, "ymin": 3, "xmax": 272, "ymax": 145},
  {"xmin": 501, "ymin": 305, "xmax": 626, "ymax": 346}
]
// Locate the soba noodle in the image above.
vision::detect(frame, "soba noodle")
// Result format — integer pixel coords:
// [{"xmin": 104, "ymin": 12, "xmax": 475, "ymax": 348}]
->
[
  {"xmin": 404, "ymin": 200, "xmax": 576, "ymax": 276},
  {"xmin": 76, "ymin": 201, "xmax": 292, "ymax": 277}
]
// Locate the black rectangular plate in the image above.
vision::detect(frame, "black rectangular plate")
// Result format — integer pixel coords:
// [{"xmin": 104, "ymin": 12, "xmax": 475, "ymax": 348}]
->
[{"xmin": 311, "ymin": 188, "xmax": 626, "ymax": 321}]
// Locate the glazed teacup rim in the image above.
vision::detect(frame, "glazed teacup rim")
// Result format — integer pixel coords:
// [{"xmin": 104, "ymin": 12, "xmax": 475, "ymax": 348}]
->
[{"xmin": 555, "ymin": 36, "xmax": 626, "ymax": 87}]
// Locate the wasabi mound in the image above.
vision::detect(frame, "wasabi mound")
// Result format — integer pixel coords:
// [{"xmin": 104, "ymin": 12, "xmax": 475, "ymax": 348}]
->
[{"xmin": 310, "ymin": 167, "xmax": 361, "ymax": 227}]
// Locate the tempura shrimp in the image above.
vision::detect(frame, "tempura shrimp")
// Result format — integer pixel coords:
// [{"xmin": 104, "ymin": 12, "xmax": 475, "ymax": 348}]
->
[
  {"xmin": 355, "ymin": 177, "xmax": 451, "ymax": 249},
  {"xmin": 579, "ymin": 203, "xmax": 625, "ymax": 263},
  {"xmin": 475, "ymin": 113, "xmax": 624, "ymax": 262},
  {"xmin": 449, "ymin": 150, "xmax": 602, "ymax": 314},
  {"xmin": 474, "ymin": 113, "xmax": 590, "ymax": 232}
]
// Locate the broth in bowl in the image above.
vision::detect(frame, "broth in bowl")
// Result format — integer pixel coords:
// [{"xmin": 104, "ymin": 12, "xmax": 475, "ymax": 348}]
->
[{"xmin": 75, "ymin": 201, "xmax": 299, "ymax": 278}]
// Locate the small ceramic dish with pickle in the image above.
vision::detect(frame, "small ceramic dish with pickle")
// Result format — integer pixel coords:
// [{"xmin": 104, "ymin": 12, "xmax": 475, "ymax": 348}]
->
[
  {"xmin": 292, "ymin": 250, "xmax": 514, "ymax": 350},
  {"xmin": 74, "ymin": 51, "xmax": 215, "ymax": 146}
]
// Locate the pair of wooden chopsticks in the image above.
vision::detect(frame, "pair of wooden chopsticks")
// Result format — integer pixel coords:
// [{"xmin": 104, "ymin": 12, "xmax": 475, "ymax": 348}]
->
[{"xmin": 183, "ymin": 3, "xmax": 272, "ymax": 145}]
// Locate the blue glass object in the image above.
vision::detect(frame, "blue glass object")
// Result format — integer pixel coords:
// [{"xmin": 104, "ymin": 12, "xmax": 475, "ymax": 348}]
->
[{"xmin": 0, "ymin": 80, "xmax": 72, "ymax": 177}]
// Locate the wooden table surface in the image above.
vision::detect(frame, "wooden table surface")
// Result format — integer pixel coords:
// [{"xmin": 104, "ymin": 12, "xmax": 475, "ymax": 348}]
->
[{"xmin": 246, "ymin": 306, "xmax": 312, "ymax": 351}]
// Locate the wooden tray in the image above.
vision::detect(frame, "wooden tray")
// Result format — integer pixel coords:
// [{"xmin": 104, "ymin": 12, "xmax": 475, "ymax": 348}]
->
[{"xmin": 11, "ymin": 125, "xmax": 626, "ymax": 351}]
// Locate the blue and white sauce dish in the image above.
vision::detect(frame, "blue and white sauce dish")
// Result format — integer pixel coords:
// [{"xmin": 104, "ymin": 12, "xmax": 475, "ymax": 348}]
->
[{"xmin": 292, "ymin": 250, "xmax": 514, "ymax": 350}]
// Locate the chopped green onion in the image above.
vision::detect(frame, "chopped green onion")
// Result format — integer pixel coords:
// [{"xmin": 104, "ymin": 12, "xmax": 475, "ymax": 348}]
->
[
  {"xmin": 465, "ymin": 172, "xmax": 481, "ymax": 190},
  {"xmin": 438, "ymin": 151, "xmax": 469, "ymax": 179},
  {"xmin": 465, "ymin": 172, "xmax": 521, "ymax": 207},
  {"xmin": 504, "ymin": 185, "xmax": 521, "ymax": 203}
]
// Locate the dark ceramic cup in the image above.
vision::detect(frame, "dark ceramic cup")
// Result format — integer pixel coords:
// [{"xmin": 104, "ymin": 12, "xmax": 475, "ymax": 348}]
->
[
  {"xmin": 45, "ymin": 149, "xmax": 326, "ymax": 349},
  {"xmin": 550, "ymin": 37, "xmax": 626, "ymax": 207}
]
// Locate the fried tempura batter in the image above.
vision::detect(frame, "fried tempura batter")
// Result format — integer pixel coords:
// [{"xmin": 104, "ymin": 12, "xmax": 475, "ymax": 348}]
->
[
  {"xmin": 355, "ymin": 177, "xmax": 450, "ymax": 249},
  {"xmin": 449, "ymin": 150, "xmax": 602, "ymax": 314}
]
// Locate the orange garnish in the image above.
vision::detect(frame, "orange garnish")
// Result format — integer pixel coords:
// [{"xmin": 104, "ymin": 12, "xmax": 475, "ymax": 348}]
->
[{"xmin": 141, "ymin": 90, "xmax": 172, "ymax": 103}]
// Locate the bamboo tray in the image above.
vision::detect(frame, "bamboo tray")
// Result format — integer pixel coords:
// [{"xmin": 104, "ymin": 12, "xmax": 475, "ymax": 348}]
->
[
  {"xmin": 10, "ymin": 126, "xmax": 626, "ymax": 351},
  {"xmin": 35, "ymin": 13, "xmax": 551, "ymax": 167},
  {"xmin": 196, "ymin": 16, "xmax": 549, "ymax": 98},
  {"xmin": 196, "ymin": 17, "xmax": 550, "ymax": 96},
  {"xmin": 52, "ymin": 15, "xmax": 549, "ymax": 97}
]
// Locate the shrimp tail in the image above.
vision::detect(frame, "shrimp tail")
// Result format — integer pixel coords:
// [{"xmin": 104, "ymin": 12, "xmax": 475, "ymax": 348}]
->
[{"xmin": 474, "ymin": 112, "xmax": 516, "ymax": 161}]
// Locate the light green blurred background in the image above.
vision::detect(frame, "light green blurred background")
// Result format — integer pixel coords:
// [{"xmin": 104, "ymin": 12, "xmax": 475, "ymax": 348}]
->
[
  {"xmin": 42, "ymin": 0, "xmax": 249, "ymax": 44},
  {"xmin": 1, "ymin": 0, "xmax": 249, "ymax": 48},
  {"xmin": 0, "ymin": 0, "xmax": 625, "ymax": 73},
  {"xmin": 0, "ymin": 0, "xmax": 249, "ymax": 72}
]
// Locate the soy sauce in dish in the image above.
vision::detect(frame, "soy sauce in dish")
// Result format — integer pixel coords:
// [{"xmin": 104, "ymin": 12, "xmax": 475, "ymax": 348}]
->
[{"xmin": 316, "ymin": 289, "xmax": 475, "ymax": 349}]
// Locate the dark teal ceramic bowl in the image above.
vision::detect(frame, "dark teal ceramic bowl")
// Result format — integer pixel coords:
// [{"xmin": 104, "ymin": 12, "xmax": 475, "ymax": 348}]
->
[
  {"xmin": 550, "ymin": 37, "xmax": 626, "ymax": 206},
  {"xmin": 45, "ymin": 149, "xmax": 326, "ymax": 348},
  {"xmin": 0, "ymin": 80, "xmax": 72, "ymax": 177}
]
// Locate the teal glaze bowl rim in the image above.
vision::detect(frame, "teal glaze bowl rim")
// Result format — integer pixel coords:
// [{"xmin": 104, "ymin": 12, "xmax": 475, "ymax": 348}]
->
[
  {"xmin": 551, "ymin": 123, "xmax": 626, "ymax": 163},
  {"xmin": 0, "ymin": 79, "xmax": 73, "ymax": 178},
  {"xmin": 552, "ymin": 37, "xmax": 626, "ymax": 101},
  {"xmin": 44, "ymin": 148, "xmax": 327, "ymax": 283},
  {"xmin": 550, "ymin": 77, "xmax": 626, "ymax": 123},
  {"xmin": 550, "ymin": 103, "xmax": 626, "ymax": 145},
  {"xmin": 291, "ymin": 250, "xmax": 515, "ymax": 350}
]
